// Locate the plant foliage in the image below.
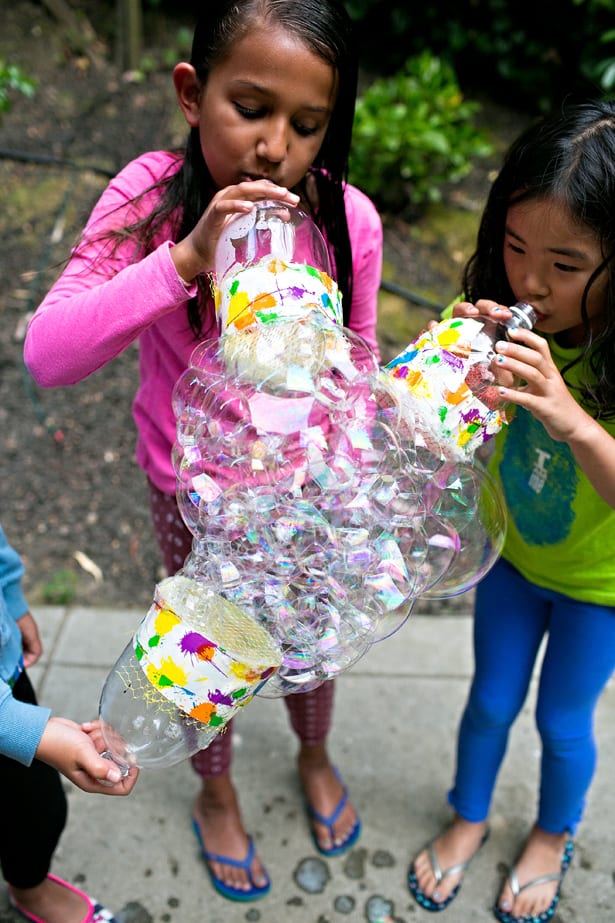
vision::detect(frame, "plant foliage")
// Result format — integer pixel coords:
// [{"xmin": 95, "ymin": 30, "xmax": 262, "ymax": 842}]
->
[
  {"xmin": 349, "ymin": 53, "xmax": 492, "ymax": 213},
  {"xmin": 0, "ymin": 61, "xmax": 36, "ymax": 117},
  {"xmin": 346, "ymin": 0, "xmax": 615, "ymax": 111}
]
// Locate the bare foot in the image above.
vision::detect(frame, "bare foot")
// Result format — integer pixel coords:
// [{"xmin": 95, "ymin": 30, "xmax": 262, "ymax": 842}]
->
[
  {"xmin": 298, "ymin": 744, "xmax": 359, "ymax": 852},
  {"xmin": 9, "ymin": 876, "xmax": 90, "ymax": 923},
  {"xmin": 192, "ymin": 774, "xmax": 269, "ymax": 894},
  {"xmin": 410, "ymin": 815, "xmax": 489, "ymax": 906},
  {"xmin": 496, "ymin": 826, "xmax": 572, "ymax": 919}
]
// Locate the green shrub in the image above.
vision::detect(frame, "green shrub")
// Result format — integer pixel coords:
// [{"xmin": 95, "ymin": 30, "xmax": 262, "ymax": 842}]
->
[
  {"xmin": 349, "ymin": 53, "xmax": 493, "ymax": 214},
  {"xmin": 0, "ymin": 61, "xmax": 36, "ymax": 117},
  {"xmin": 583, "ymin": 25, "xmax": 615, "ymax": 94},
  {"xmin": 346, "ymin": 0, "xmax": 615, "ymax": 112}
]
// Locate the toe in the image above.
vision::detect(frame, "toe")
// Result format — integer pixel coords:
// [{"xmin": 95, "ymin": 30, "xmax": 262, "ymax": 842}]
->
[
  {"xmin": 412, "ymin": 849, "xmax": 437, "ymax": 897},
  {"xmin": 497, "ymin": 880, "xmax": 513, "ymax": 914}
]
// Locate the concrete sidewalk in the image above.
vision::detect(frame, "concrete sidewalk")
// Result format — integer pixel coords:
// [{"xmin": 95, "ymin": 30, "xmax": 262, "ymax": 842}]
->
[{"xmin": 1, "ymin": 603, "xmax": 613, "ymax": 922}]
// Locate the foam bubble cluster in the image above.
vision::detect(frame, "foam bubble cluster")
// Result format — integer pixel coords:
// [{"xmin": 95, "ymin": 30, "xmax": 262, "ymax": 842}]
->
[{"xmin": 171, "ymin": 202, "xmax": 505, "ymax": 696}]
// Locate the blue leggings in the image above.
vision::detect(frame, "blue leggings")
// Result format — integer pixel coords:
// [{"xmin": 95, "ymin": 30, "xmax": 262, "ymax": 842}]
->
[{"xmin": 449, "ymin": 559, "xmax": 615, "ymax": 835}]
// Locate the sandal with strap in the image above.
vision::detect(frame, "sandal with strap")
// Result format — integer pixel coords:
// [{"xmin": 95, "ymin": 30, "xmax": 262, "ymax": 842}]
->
[
  {"xmin": 191, "ymin": 817, "xmax": 271, "ymax": 902},
  {"xmin": 493, "ymin": 838, "xmax": 574, "ymax": 923},
  {"xmin": 408, "ymin": 829, "xmax": 490, "ymax": 912},
  {"xmin": 304, "ymin": 767, "xmax": 361, "ymax": 857},
  {"xmin": 7, "ymin": 873, "xmax": 117, "ymax": 923}
]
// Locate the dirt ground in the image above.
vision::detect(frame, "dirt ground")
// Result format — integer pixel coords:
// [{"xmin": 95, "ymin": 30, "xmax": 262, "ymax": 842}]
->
[{"xmin": 0, "ymin": 0, "xmax": 528, "ymax": 610}]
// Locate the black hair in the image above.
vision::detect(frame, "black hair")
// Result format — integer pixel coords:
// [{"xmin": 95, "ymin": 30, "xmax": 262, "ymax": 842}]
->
[
  {"xmin": 114, "ymin": 0, "xmax": 358, "ymax": 335},
  {"xmin": 462, "ymin": 98, "xmax": 615, "ymax": 418}
]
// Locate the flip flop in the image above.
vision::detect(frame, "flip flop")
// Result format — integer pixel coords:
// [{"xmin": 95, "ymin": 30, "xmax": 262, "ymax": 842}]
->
[
  {"xmin": 493, "ymin": 838, "xmax": 574, "ymax": 923},
  {"xmin": 305, "ymin": 768, "xmax": 361, "ymax": 857},
  {"xmin": 7, "ymin": 873, "xmax": 116, "ymax": 923},
  {"xmin": 408, "ymin": 829, "xmax": 490, "ymax": 912},
  {"xmin": 191, "ymin": 816, "xmax": 270, "ymax": 902}
]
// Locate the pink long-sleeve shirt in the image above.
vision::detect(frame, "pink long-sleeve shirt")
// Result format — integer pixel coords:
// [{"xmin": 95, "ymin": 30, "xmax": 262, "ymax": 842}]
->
[{"xmin": 25, "ymin": 151, "xmax": 383, "ymax": 495}]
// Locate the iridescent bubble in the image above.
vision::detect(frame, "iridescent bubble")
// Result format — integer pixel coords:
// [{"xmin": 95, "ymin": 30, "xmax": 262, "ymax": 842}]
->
[
  {"xmin": 420, "ymin": 461, "xmax": 506, "ymax": 598},
  {"xmin": 169, "ymin": 201, "xmax": 507, "ymax": 696}
]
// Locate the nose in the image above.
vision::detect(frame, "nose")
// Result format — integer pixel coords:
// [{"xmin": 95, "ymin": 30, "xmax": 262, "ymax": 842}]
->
[
  {"xmin": 256, "ymin": 118, "xmax": 289, "ymax": 164},
  {"xmin": 520, "ymin": 265, "xmax": 550, "ymax": 302}
]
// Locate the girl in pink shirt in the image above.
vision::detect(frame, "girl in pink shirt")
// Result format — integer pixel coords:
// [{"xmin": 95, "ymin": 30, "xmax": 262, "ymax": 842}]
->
[{"xmin": 25, "ymin": 0, "xmax": 382, "ymax": 903}]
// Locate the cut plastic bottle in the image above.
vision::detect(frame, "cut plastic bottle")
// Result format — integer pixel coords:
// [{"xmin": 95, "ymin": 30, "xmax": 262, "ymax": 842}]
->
[{"xmin": 98, "ymin": 574, "xmax": 282, "ymax": 772}]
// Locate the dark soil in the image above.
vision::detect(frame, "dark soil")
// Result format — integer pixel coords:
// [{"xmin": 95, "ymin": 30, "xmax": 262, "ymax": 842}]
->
[{"xmin": 0, "ymin": 1, "xmax": 529, "ymax": 610}]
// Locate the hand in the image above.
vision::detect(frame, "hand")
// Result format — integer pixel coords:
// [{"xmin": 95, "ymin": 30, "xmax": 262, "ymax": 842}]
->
[
  {"xmin": 170, "ymin": 180, "xmax": 301, "ymax": 283},
  {"xmin": 494, "ymin": 327, "xmax": 588, "ymax": 442},
  {"xmin": 35, "ymin": 717, "xmax": 139, "ymax": 795},
  {"xmin": 16, "ymin": 611, "xmax": 42, "ymax": 668}
]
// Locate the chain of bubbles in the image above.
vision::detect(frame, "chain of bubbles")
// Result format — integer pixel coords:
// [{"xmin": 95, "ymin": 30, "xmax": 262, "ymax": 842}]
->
[{"xmin": 171, "ymin": 308, "xmax": 506, "ymax": 699}]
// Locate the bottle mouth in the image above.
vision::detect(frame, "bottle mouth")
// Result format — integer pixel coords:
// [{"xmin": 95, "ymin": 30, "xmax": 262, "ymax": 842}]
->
[{"xmin": 509, "ymin": 301, "xmax": 538, "ymax": 329}]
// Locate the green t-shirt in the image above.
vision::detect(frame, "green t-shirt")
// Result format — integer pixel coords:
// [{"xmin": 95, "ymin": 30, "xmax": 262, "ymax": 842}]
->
[{"xmin": 489, "ymin": 335, "xmax": 615, "ymax": 605}]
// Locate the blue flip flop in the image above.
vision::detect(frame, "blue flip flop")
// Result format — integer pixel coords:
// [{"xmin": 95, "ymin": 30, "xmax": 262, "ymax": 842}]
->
[
  {"xmin": 305, "ymin": 769, "xmax": 361, "ymax": 857},
  {"xmin": 408, "ymin": 829, "xmax": 490, "ymax": 912},
  {"xmin": 493, "ymin": 838, "xmax": 574, "ymax": 923},
  {"xmin": 191, "ymin": 816, "xmax": 271, "ymax": 902}
]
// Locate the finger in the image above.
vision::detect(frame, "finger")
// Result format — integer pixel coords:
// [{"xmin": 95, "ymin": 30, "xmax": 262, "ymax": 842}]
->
[
  {"xmin": 505, "ymin": 327, "xmax": 550, "ymax": 353},
  {"xmin": 474, "ymin": 299, "xmax": 510, "ymax": 317},
  {"xmin": 215, "ymin": 181, "xmax": 298, "ymax": 208},
  {"xmin": 495, "ymin": 339, "xmax": 547, "ymax": 370},
  {"xmin": 233, "ymin": 179, "xmax": 299, "ymax": 201},
  {"xmin": 494, "ymin": 356, "xmax": 546, "ymax": 390},
  {"xmin": 451, "ymin": 301, "xmax": 479, "ymax": 317}
]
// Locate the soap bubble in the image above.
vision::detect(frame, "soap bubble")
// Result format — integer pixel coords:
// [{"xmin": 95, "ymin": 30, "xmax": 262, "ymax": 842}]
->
[
  {"xmin": 171, "ymin": 200, "xmax": 507, "ymax": 695},
  {"xmin": 419, "ymin": 461, "xmax": 506, "ymax": 598}
]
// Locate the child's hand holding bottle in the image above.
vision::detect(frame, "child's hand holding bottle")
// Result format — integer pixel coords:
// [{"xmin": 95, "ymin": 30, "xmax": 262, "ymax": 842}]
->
[
  {"xmin": 34, "ymin": 717, "xmax": 139, "ymax": 795},
  {"xmin": 169, "ymin": 180, "xmax": 300, "ymax": 284}
]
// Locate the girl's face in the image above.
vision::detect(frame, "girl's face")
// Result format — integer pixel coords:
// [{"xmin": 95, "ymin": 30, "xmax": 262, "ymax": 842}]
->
[
  {"xmin": 176, "ymin": 22, "xmax": 337, "ymax": 193},
  {"xmin": 503, "ymin": 197, "xmax": 608, "ymax": 347}
]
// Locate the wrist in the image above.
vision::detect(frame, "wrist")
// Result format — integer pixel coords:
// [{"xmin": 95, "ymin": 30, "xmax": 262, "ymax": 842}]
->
[{"xmin": 169, "ymin": 240, "xmax": 211, "ymax": 285}]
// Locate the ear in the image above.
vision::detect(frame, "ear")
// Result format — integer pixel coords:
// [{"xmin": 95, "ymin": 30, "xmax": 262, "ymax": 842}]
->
[{"xmin": 173, "ymin": 63, "xmax": 202, "ymax": 128}]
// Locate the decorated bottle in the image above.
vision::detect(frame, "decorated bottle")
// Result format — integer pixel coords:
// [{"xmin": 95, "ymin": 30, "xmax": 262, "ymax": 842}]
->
[
  {"xmin": 213, "ymin": 198, "xmax": 346, "ymax": 392},
  {"xmin": 384, "ymin": 302, "xmax": 537, "ymax": 462},
  {"xmin": 98, "ymin": 574, "xmax": 282, "ymax": 773},
  {"xmin": 451, "ymin": 300, "xmax": 538, "ymax": 410}
]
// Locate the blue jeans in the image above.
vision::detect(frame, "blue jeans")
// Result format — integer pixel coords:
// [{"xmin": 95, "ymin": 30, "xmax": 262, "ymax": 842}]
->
[{"xmin": 449, "ymin": 558, "xmax": 615, "ymax": 834}]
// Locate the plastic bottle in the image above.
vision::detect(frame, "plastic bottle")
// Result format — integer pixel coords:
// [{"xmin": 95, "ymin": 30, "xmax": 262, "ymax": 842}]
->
[
  {"xmin": 213, "ymin": 199, "xmax": 345, "ymax": 392},
  {"xmin": 483, "ymin": 300, "xmax": 538, "ymax": 339},
  {"xmin": 383, "ymin": 302, "xmax": 538, "ymax": 462},
  {"xmin": 98, "ymin": 574, "xmax": 282, "ymax": 773},
  {"xmin": 462, "ymin": 301, "xmax": 538, "ymax": 408}
]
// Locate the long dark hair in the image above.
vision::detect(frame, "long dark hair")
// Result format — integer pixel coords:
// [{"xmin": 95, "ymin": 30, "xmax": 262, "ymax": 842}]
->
[
  {"xmin": 462, "ymin": 98, "xmax": 615, "ymax": 418},
  {"xmin": 107, "ymin": 0, "xmax": 358, "ymax": 335}
]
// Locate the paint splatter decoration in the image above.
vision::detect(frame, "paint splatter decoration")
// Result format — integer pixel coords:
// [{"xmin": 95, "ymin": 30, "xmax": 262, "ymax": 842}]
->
[
  {"xmin": 98, "ymin": 576, "xmax": 283, "ymax": 771},
  {"xmin": 212, "ymin": 199, "xmax": 346, "ymax": 393},
  {"xmin": 133, "ymin": 575, "xmax": 282, "ymax": 721},
  {"xmin": 215, "ymin": 256, "xmax": 342, "ymax": 335},
  {"xmin": 385, "ymin": 317, "xmax": 507, "ymax": 462}
]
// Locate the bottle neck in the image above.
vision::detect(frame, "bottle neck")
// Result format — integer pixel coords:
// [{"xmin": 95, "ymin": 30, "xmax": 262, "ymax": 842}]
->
[{"xmin": 506, "ymin": 301, "xmax": 537, "ymax": 332}]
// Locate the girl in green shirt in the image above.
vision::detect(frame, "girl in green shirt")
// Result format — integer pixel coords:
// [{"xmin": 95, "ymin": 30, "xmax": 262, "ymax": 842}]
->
[{"xmin": 408, "ymin": 98, "xmax": 615, "ymax": 923}]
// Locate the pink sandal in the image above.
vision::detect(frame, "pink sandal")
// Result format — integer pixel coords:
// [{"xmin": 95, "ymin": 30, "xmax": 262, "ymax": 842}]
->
[{"xmin": 7, "ymin": 873, "xmax": 117, "ymax": 923}]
